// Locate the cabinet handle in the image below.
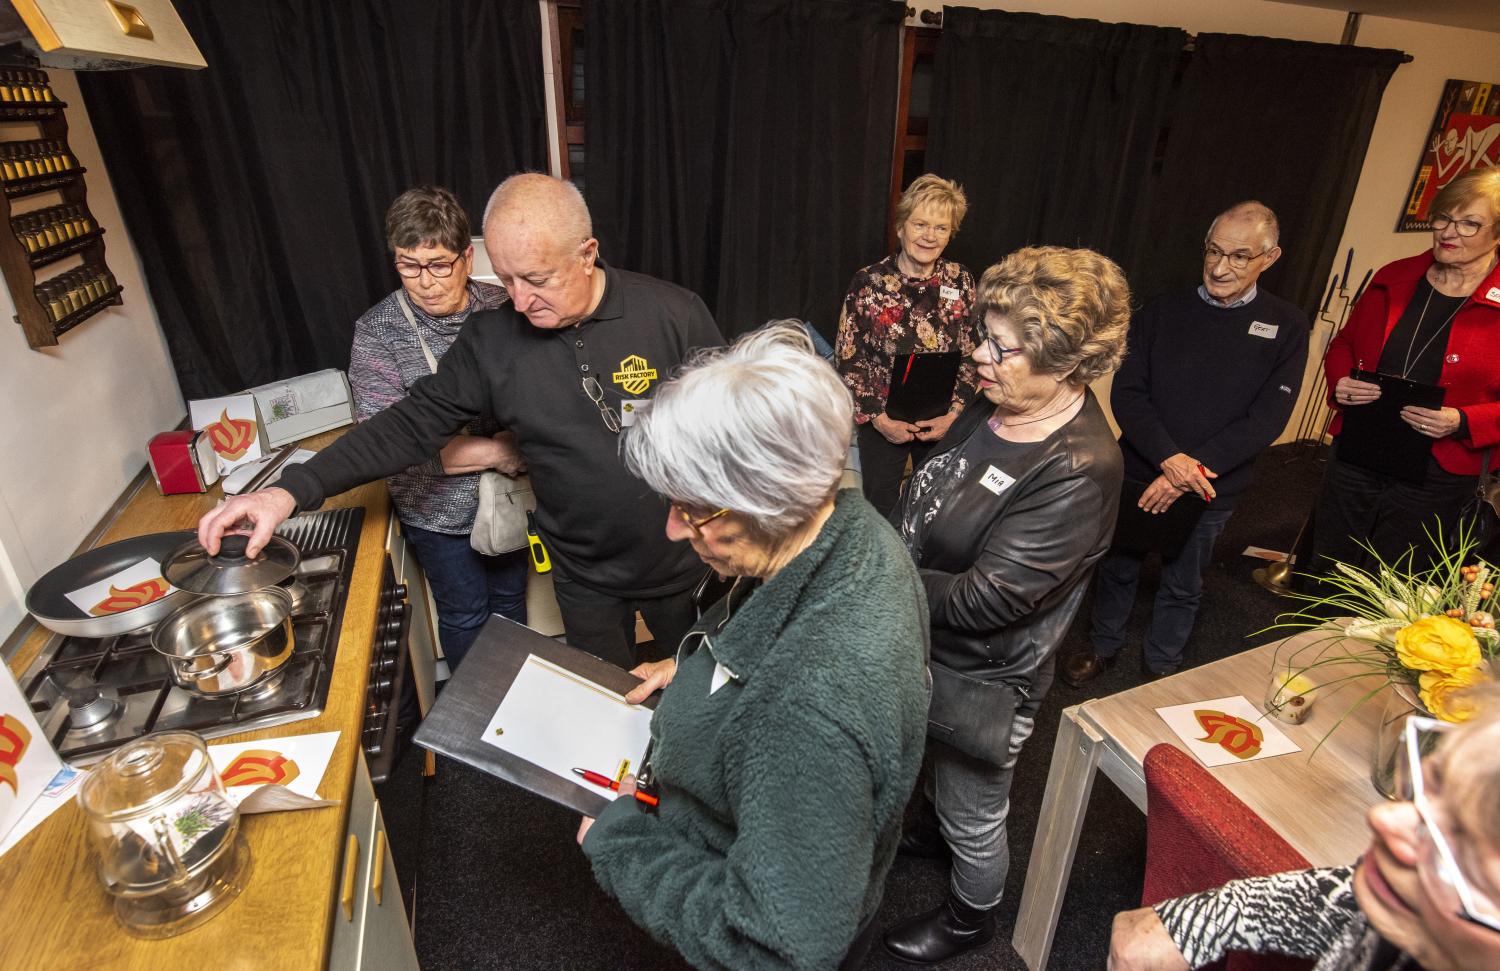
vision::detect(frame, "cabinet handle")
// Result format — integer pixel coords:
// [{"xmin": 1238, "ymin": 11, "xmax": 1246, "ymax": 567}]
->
[
  {"xmin": 106, "ymin": 1, "xmax": 155, "ymax": 39},
  {"xmin": 372, "ymin": 830, "xmax": 387, "ymax": 905},
  {"xmin": 339, "ymin": 833, "xmax": 359, "ymax": 920}
]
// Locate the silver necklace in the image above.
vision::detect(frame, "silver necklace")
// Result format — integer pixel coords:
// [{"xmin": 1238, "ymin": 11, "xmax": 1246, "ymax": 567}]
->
[
  {"xmin": 1399, "ymin": 285, "xmax": 1464, "ymax": 379},
  {"xmin": 989, "ymin": 390, "xmax": 1084, "ymax": 431}
]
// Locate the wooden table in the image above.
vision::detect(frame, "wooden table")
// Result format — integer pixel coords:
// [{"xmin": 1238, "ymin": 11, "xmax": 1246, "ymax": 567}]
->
[{"xmin": 1011, "ymin": 627, "xmax": 1388, "ymax": 971}]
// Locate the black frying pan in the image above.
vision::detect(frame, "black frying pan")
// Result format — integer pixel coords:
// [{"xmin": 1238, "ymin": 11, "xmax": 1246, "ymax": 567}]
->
[{"xmin": 27, "ymin": 530, "xmax": 198, "ymax": 637}]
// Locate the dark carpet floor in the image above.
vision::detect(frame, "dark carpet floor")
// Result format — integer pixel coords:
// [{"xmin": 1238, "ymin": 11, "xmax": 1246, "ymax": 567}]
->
[{"xmin": 374, "ymin": 442, "xmax": 1328, "ymax": 970}]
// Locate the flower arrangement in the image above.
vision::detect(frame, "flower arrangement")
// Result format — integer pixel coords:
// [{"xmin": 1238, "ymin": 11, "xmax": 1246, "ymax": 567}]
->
[{"xmin": 1266, "ymin": 533, "xmax": 1497, "ymax": 726}]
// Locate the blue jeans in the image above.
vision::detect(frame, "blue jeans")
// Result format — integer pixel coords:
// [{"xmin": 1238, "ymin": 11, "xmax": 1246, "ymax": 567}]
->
[
  {"xmin": 1090, "ymin": 507, "xmax": 1234, "ymax": 672},
  {"xmin": 399, "ymin": 522, "xmax": 528, "ymax": 672}
]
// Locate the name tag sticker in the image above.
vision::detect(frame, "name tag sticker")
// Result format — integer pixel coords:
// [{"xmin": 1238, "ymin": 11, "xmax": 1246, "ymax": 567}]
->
[
  {"xmin": 979, "ymin": 466, "xmax": 1015, "ymax": 495},
  {"xmin": 710, "ymin": 662, "xmax": 733, "ymax": 695},
  {"xmin": 1248, "ymin": 321, "xmax": 1278, "ymax": 339},
  {"xmin": 1488, "ymin": 286, "xmax": 1500, "ymax": 303},
  {"xmin": 619, "ymin": 399, "xmax": 648, "ymax": 427},
  {"xmin": 940, "ymin": 285, "xmax": 961, "ymax": 302}
]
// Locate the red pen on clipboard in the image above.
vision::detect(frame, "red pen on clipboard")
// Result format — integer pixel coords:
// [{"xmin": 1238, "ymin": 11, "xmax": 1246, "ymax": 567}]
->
[
  {"xmin": 572, "ymin": 767, "xmax": 660, "ymax": 807},
  {"xmin": 901, "ymin": 354, "xmax": 916, "ymax": 384}
]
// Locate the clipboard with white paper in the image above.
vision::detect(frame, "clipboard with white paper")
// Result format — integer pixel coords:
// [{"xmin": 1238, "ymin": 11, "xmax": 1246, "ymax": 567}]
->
[
  {"xmin": 413, "ymin": 616, "xmax": 660, "ymax": 816},
  {"xmin": 480, "ymin": 655, "xmax": 653, "ymax": 801}
]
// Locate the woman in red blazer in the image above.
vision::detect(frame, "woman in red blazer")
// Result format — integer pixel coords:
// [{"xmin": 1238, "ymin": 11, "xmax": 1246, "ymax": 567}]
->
[{"xmin": 1313, "ymin": 166, "xmax": 1500, "ymax": 573}]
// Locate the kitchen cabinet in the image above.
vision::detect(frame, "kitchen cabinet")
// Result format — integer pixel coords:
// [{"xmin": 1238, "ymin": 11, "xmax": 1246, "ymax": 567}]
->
[{"xmin": 328, "ymin": 754, "xmax": 418, "ymax": 971}]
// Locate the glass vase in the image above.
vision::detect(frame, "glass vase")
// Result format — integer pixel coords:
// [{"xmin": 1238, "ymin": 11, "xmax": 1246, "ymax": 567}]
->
[{"xmin": 1370, "ymin": 684, "xmax": 1427, "ymax": 800}]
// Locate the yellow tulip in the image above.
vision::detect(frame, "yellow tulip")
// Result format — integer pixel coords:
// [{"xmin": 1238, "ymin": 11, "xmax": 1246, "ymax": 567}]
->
[{"xmin": 1394, "ymin": 615, "xmax": 1482, "ymax": 673}]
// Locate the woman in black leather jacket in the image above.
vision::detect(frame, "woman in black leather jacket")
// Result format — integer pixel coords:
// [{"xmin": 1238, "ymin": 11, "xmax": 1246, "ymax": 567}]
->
[{"xmin": 883, "ymin": 246, "xmax": 1130, "ymax": 965}]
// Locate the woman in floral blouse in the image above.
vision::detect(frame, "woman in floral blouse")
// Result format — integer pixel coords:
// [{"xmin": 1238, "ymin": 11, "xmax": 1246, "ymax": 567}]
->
[{"xmin": 836, "ymin": 174, "xmax": 978, "ymax": 515}]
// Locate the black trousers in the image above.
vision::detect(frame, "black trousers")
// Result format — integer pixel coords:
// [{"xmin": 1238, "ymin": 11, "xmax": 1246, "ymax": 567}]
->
[
  {"xmin": 857, "ymin": 422, "xmax": 935, "ymax": 518},
  {"xmin": 550, "ymin": 566, "xmax": 699, "ymax": 669},
  {"xmin": 1309, "ymin": 441, "xmax": 1477, "ymax": 576}
]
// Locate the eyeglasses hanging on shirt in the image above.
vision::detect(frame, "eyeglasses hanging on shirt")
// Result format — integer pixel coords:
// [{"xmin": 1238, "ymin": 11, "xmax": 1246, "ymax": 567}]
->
[{"xmin": 581, "ymin": 375, "xmax": 621, "ymax": 434}]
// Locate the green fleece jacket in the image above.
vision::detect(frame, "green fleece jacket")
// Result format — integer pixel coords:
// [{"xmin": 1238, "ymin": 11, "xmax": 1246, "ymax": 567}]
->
[{"xmin": 582, "ymin": 490, "xmax": 930, "ymax": 970}]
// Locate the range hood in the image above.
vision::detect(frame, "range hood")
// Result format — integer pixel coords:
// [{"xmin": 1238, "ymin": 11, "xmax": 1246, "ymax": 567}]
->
[{"xmin": 1, "ymin": 0, "xmax": 205, "ymax": 69}]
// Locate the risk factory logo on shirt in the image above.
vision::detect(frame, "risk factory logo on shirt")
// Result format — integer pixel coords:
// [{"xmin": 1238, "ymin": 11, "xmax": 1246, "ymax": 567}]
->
[{"xmin": 612, "ymin": 354, "xmax": 659, "ymax": 395}]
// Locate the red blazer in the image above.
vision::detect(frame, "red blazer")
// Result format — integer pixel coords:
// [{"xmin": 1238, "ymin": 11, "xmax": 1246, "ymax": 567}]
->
[{"xmin": 1325, "ymin": 251, "xmax": 1500, "ymax": 475}]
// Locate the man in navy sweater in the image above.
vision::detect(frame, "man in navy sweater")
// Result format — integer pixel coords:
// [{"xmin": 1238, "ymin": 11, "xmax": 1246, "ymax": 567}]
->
[{"xmin": 1062, "ymin": 201, "xmax": 1309, "ymax": 683}]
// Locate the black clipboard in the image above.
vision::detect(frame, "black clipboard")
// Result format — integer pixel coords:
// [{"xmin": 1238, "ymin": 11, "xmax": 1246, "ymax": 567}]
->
[
  {"xmin": 412, "ymin": 616, "xmax": 658, "ymax": 817},
  {"xmin": 1111, "ymin": 478, "xmax": 1208, "ymax": 558},
  {"xmin": 1336, "ymin": 369, "xmax": 1445, "ymax": 484},
  {"xmin": 885, "ymin": 351, "xmax": 962, "ymax": 423}
]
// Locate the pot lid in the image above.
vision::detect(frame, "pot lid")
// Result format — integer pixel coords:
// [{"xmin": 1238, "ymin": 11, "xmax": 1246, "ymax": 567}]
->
[
  {"xmin": 161, "ymin": 534, "xmax": 299, "ymax": 595},
  {"xmin": 78, "ymin": 730, "xmax": 214, "ymax": 822}
]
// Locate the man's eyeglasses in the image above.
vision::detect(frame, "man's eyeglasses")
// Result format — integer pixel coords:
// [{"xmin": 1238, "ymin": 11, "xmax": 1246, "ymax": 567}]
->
[
  {"xmin": 1396, "ymin": 715, "xmax": 1500, "ymax": 935},
  {"xmin": 581, "ymin": 376, "xmax": 620, "ymax": 434},
  {"xmin": 974, "ymin": 325, "xmax": 1024, "ymax": 363},
  {"xmin": 1203, "ymin": 243, "xmax": 1270, "ymax": 270},
  {"xmin": 394, "ymin": 257, "xmax": 462, "ymax": 279},
  {"xmin": 1430, "ymin": 214, "xmax": 1489, "ymax": 238},
  {"xmin": 671, "ymin": 502, "xmax": 729, "ymax": 538}
]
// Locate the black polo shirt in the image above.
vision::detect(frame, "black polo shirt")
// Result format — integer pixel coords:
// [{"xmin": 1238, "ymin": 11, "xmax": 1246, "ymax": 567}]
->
[{"xmin": 282, "ymin": 260, "xmax": 725, "ymax": 597}]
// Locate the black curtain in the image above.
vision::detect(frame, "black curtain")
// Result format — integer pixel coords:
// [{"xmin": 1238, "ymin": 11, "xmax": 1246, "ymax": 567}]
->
[
  {"xmin": 925, "ymin": 7, "xmax": 1186, "ymax": 286},
  {"xmin": 1138, "ymin": 34, "xmax": 1405, "ymax": 312},
  {"xmin": 78, "ymin": 0, "xmax": 547, "ymax": 399},
  {"xmin": 585, "ymin": 0, "xmax": 904, "ymax": 340}
]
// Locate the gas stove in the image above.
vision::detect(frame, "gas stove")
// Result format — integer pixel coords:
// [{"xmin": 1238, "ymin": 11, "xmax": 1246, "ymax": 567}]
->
[{"xmin": 22, "ymin": 508, "xmax": 364, "ymax": 765}]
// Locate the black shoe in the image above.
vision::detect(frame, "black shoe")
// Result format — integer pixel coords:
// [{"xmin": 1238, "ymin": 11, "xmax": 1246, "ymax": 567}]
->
[
  {"xmin": 1060, "ymin": 648, "xmax": 1116, "ymax": 687},
  {"xmin": 883, "ymin": 894, "xmax": 997, "ymax": 965},
  {"xmin": 1142, "ymin": 661, "xmax": 1181, "ymax": 680}
]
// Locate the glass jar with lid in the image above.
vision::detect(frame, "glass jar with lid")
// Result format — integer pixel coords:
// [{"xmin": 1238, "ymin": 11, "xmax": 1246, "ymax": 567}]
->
[{"xmin": 77, "ymin": 730, "xmax": 251, "ymax": 937}]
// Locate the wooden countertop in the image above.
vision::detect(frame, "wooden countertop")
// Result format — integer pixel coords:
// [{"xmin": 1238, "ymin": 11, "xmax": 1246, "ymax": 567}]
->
[{"xmin": 1, "ymin": 431, "xmax": 391, "ymax": 971}]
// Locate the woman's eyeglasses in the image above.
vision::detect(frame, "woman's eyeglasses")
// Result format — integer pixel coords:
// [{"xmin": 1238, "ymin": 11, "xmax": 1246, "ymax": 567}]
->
[
  {"xmin": 974, "ymin": 325, "xmax": 1024, "ymax": 362},
  {"xmin": 671, "ymin": 502, "xmax": 729, "ymax": 537},
  {"xmin": 581, "ymin": 375, "xmax": 621, "ymax": 434},
  {"xmin": 1430, "ymin": 214, "xmax": 1489, "ymax": 238},
  {"xmin": 393, "ymin": 257, "xmax": 461, "ymax": 279},
  {"xmin": 1396, "ymin": 716, "xmax": 1500, "ymax": 935}
]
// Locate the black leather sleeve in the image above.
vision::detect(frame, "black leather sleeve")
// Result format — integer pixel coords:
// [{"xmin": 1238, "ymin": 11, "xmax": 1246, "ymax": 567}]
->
[{"xmin": 919, "ymin": 469, "xmax": 1108, "ymax": 634}]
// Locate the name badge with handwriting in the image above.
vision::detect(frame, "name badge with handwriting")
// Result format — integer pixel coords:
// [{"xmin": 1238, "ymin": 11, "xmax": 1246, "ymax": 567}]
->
[
  {"xmin": 979, "ymin": 465, "xmax": 1015, "ymax": 495},
  {"xmin": 1248, "ymin": 321, "xmax": 1278, "ymax": 339},
  {"xmin": 940, "ymin": 285, "xmax": 961, "ymax": 302}
]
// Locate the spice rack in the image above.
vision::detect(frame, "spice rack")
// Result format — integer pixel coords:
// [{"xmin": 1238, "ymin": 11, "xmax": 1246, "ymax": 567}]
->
[{"xmin": 0, "ymin": 67, "xmax": 122, "ymax": 348}]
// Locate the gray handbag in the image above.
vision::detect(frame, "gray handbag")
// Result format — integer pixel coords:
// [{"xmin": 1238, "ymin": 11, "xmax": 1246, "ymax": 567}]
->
[
  {"xmin": 396, "ymin": 292, "xmax": 534, "ymax": 555},
  {"xmin": 924, "ymin": 661, "xmax": 1020, "ymax": 768}
]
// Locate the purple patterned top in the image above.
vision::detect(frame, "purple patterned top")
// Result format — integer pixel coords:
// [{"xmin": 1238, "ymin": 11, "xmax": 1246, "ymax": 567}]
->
[{"xmin": 348, "ymin": 280, "xmax": 510, "ymax": 533}]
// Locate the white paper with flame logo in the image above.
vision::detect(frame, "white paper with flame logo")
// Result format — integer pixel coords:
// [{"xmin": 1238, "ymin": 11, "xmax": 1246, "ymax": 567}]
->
[
  {"xmin": 62, "ymin": 557, "xmax": 175, "ymax": 617},
  {"xmin": 189, "ymin": 393, "xmax": 263, "ymax": 473},
  {"xmin": 1155, "ymin": 694, "xmax": 1300, "ymax": 767},
  {"xmin": 207, "ymin": 731, "xmax": 340, "ymax": 813},
  {"xmin": 0, "ymin": 662, "xmax": 65, "ymax": 849}
]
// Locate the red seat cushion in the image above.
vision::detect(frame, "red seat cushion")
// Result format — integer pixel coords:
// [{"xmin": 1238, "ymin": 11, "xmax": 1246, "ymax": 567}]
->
[{"xmin": 1142, "ymin": 743, "xmax": 1315, "ymax": 971}]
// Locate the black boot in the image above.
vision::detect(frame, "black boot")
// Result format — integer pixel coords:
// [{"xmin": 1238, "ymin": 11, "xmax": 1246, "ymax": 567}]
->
[
  {"xmin": 897, "ymin": 800, "xmax": 949, "ymax": 859},
  {"xmin": 882, "ymin": 894, "xmax": 997, "ymax": 965}
]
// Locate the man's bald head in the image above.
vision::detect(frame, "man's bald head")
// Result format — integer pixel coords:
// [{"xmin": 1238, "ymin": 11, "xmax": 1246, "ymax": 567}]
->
[
  {"xmin": 1208, "ymin": 201, "xmax": 1279, "ymax": 252},
  {"xmin": 482, "ymin": 174, "xmax": 604, "ymax": 330},
  {"xmin": 1201, "ymin": 201, "xmax": 1282, "ymax": 305},
  {"xmin": 482, "ymin": 173, "xmax": 592, "ymax": 249}
]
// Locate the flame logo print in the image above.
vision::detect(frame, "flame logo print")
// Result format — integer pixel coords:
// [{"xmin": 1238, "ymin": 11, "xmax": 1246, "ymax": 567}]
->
[
  {"xmin": 1194, "ymin": 709, "xmax": 1264, "ymax": 759},
  {"xmin": 88, "ymin": 577, "xmax": 169, "ymax": 616},
  {"xmin": 204, "ymin": 408, "xmax": 257, "ymax": 461},
  {"xmin": 221, "ymin": 750, "xmax": 300, "ymax": 787},
  {"xmin": 0, "ymin": 714, "xmax": 32, "ymax": 795}
]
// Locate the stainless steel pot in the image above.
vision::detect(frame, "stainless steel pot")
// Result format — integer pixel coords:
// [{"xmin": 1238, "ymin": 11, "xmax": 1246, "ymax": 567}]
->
[{"xmin": 149, "ymin": 587, "xmax": 294, "ymax": 696}]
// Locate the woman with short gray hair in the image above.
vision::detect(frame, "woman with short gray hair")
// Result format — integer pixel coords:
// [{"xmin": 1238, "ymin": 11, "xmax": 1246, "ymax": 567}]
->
[{"xmin": 576, "ymin": 321, "xmax": 932, "ymax": 970}]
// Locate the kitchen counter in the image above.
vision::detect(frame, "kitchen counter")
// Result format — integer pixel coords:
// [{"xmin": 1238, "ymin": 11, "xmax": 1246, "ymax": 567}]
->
[{"xmin": 1, "ymin": 431, "xmax": 393, "ymax": 971}]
